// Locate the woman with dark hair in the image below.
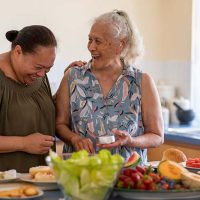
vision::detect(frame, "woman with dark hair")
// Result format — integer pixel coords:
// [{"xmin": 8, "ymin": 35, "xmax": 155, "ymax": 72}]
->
[
  {"xmin": 56, "ymin": 10, "xmax": 164, "ymax": 165},
  {"xmin": 0, "ymin": 25, "xmax": 57, "ymax": 172}
]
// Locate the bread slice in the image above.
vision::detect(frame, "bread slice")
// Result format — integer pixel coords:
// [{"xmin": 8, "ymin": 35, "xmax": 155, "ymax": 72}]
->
[
  {"xmin": 29, "ymin": 166, "xmax": 53, "ymax": 177},
  {"xmin": 29, "ymin": 166, "xmax": 55, "ymax": 181},
  {"xmin": 34, "ymin": 172, "xmax": 55, "ymax": 181},
  {"xmin": 162, "ymin": 148, "xmax": 187, "ymax": 163}
]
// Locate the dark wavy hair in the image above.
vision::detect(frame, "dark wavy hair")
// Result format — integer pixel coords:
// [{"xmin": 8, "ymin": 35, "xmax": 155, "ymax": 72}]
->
[{"xmin": 6, "ymin": 25, "xmax": 57, "ymax": 53}]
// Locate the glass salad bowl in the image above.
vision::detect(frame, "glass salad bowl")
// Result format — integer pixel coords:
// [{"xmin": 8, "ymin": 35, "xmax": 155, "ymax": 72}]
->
[{"xmin": 49, "ymin": 150, "xmax": 124, "ymax": 200}]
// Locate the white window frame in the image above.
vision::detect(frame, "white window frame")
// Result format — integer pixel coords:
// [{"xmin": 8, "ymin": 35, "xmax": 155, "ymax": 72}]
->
[{"xmin": 191, "ymin": 0, "xmax": 200, "ymax": 121}]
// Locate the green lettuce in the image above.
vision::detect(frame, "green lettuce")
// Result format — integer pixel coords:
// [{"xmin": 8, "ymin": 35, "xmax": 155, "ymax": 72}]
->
[{"xmin": 50, "ymin": 150, "xmax": 123, "ymax": 200}]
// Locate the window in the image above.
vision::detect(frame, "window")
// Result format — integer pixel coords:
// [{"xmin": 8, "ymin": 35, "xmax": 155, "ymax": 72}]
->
[{"xmin": 191, "ymin": 0, "xmax": 200, "ymax": 121}]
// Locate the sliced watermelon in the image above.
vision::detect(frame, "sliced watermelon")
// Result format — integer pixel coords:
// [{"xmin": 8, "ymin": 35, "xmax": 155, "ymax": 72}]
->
[{"xmin": 124, "ymin": 151, "xmax": 141, "ymax": 168}]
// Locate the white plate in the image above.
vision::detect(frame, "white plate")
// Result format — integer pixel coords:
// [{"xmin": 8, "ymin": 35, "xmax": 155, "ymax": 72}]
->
[
  {"xmin": 19, "ymin": 174, "xmax": 58, "ymax": 190},
  {"xmin": 0, "ymin": 183, "xmax": 44, "ymax": 199},
  {"xmin": 0, "ymin": 173, "xmax": 20, "ymax": 183},
  {"xmin": 19, "ymin": 173, "xmax": 56, "ymax": 183},
  {"xmin": 180, "ymin": 162, "xmax": 200, "ymax": 173}
]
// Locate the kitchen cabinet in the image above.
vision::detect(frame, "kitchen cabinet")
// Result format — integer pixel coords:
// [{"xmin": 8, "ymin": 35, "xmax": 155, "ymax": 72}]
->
[{"xmin": 148, "ymin": 127, "xmax": 200, "ymax": 161}]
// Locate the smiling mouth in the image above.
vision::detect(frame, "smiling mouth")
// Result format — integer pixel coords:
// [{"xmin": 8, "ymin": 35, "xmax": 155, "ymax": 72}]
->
[{"xmin": 91, "ymin": 54, "xmax": 100, "ymax": 59}]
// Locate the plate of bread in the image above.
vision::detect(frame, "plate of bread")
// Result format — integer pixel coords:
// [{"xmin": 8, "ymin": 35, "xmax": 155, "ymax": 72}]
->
[
  {"xmin": 0, "ymin": 183, "xmax": 43, "ymax": 199},
  {"xmin": 19, "ymin": 166, "xmax": 58, "ymax": 190}
]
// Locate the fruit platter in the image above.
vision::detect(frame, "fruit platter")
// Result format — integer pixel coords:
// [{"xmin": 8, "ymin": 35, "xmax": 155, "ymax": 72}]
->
[{"xmin": 113, "ymin": 152, "xmax": 200, "ymax": 200}]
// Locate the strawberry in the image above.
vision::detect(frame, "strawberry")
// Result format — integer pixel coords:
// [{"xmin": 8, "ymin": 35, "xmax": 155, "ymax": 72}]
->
[{"xmin": 136, "ymin": 166, "xmax": 145, "ymax": 174}]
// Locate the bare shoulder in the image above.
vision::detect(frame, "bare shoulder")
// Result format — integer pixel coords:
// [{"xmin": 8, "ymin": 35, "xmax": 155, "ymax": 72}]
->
[
  {"xmin": 61, "ymin": 67, "xmax": 72, "ymax": 86},
  {"xmin": 141, "ymin": 72, "xmax": 157, "ymax": 93},
  {"xmin": 142, "ymin": 73, "xmax": 155, "ymax": 85},
  {"xmin": 0, "ymin": 53, "xmax": 8, "ymax": 71},
  {"xmin": 141, "ymin": 72, "xmax": 160, "ymax": 109},
  {"xmin": 56, "ymin": 69, "xmax": 71, "ymax": 97}
]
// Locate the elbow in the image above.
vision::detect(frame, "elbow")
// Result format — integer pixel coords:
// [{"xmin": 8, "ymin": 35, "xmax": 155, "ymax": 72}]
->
[
  {"xmin": 56, "ymin": 121, "xmax": 67, "ymax": 131},
  {"xmin": 160, "ymin": 136, "xmax": 164, "ymax": 145},
  {"xmin": 55, "ymin": 124, "xmax": 61, "ymax": 135},
  {"xmin": 55, "ymin": 123, "xmax": 66, "ymax": 138},
  {"xmin": 158, "ymin": 131, "xmax": 164, "ymax": 146},
  {"xmin": 153, "ymin": 131, "xmax": 164, "ymax": 147}
]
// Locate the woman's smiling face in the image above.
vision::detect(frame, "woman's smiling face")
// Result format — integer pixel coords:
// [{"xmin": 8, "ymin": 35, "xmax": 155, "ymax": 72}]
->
[
  {"xmin": 14, "ymin": 45, "xmax": 56, "ymax": 85},
  {"xmin": 88, "ymin": 22, "xmax": 122, "ymax": 69}
]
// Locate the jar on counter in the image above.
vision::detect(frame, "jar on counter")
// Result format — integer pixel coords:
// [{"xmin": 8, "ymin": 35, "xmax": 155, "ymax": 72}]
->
[
  {"xmin": 157, "ymin": 83, "xmax": 175, "ymax": 101},
  {"xmin": 162, "ymin": 106, "xmax": 169, "ymax": 130}
]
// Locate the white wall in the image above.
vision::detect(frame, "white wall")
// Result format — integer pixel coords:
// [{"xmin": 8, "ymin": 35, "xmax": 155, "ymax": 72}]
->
[
  {"xmin": 0, "ymin": 0, "xmax": 192, "ymax": 98},
  {"xmin": 133, "ymin": 0, "xmax": 192, "ymax": 99},
  {"xmin": 0, "ymin": 0, "xmax": 139, "ymax": 93}
]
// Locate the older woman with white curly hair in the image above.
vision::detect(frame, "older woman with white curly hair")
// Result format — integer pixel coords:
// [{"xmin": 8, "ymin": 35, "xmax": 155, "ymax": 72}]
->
[{"xmin": 56, "ymin": 10, "xmax": 164, "ymax": 164}]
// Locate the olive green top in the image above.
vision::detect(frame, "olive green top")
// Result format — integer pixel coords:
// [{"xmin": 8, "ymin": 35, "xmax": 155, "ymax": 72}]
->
[{"xmin": 0, "ymin": 70, "xmax": 55, "ymax": 173}]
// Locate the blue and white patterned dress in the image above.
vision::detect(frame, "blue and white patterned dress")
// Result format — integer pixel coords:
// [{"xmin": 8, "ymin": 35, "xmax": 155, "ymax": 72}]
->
[{"xmin": 64, "ymin": 61, "xmax": 146, "ymax": 163}]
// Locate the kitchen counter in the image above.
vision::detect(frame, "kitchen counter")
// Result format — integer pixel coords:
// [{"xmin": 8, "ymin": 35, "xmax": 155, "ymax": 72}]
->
[
  {"xmin": 1, "ymin": 179, "xmax": 200, "ymax": 200},
  {"xmin": 165, "ymin": 126, "xmax": 200, "ymax": 146},
  {"xmin": 147, "ymin": 124, "xmax": 200, "ymax": 161}
]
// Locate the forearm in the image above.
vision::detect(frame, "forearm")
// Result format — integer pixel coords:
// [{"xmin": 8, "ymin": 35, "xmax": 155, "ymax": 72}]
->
[
  {"xmin": 129, "ymin": 132, "xmax": 164, "ymax": 149},
  {"xmin": 0, "ymin": 136, "xmax": 24, "ymax": 153},
  {"xmin": 56, "ymin": 124, "xmax": 78, "ymax": 145}
]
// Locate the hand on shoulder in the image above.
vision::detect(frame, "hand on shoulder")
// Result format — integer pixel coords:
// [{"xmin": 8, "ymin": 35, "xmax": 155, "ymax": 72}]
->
[{"xmin": 64, "ymin": 60, "xmax": 87, "ymax": 74}]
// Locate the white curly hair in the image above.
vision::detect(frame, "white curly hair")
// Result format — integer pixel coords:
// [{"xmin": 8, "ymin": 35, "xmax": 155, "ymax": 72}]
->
[{"xmin": 92, "ymin": 10, "xmax": 144, "ymax": 65}]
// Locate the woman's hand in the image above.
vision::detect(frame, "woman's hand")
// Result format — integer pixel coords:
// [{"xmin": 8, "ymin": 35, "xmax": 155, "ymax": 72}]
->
[
  {"xmin": 71, "ymin": 135, "xmax": 95, "ymax": 153},
  {"xmin": 97, "ymin": 129, "xmax": 132, "ymax": 149},
  {"xmin": 22, "ymin": 133, "xmax": 54, "ymax": 154},
  {"xmin": 64, "ymin": 60, "xmax": 87, "ymax": 73}
]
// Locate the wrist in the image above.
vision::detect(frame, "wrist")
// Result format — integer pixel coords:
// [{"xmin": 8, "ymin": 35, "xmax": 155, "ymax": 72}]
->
[
  {"xmin": 70, "ymin": 134, "xmax": 80, "ymax": 144},
  {"xmin": 18, "ymin": 136, "xmax": 25, "ymax": 151},
  {"xmin": 127, "ymin": 136, "xmax": 133, "ymax": 147}
]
